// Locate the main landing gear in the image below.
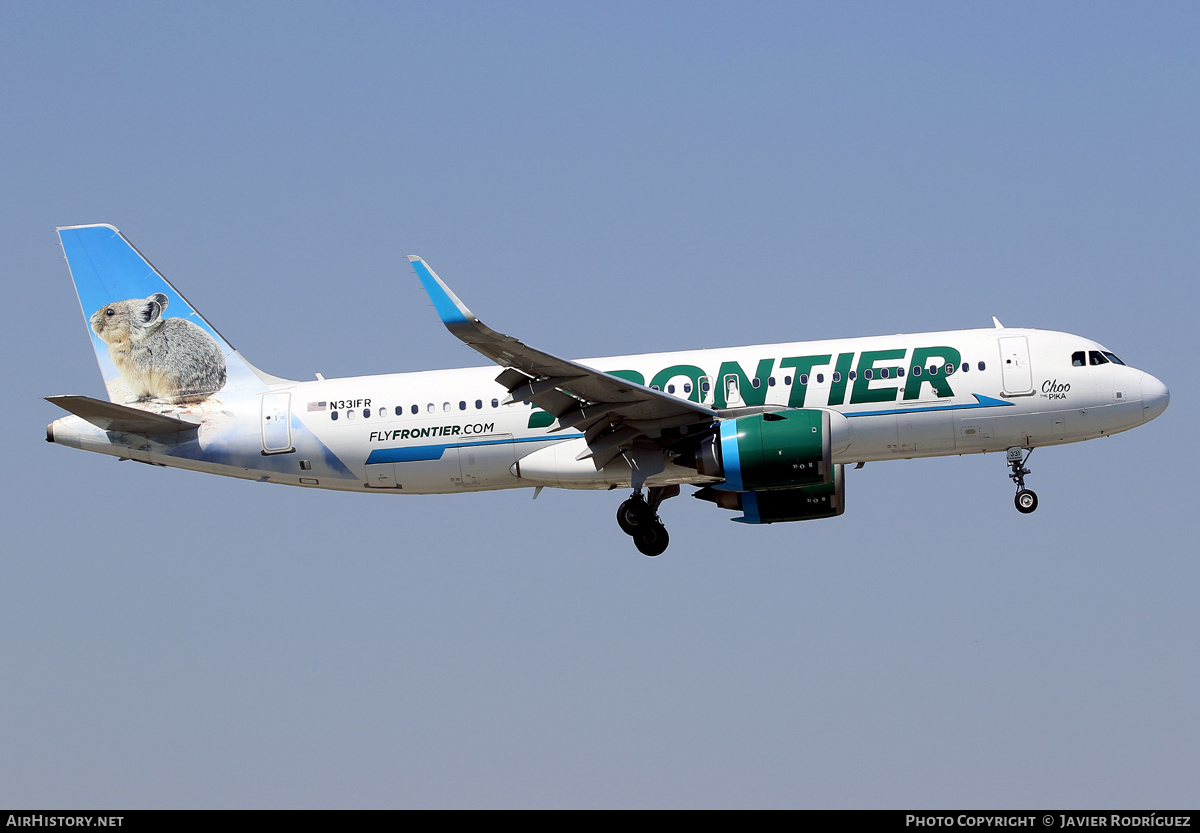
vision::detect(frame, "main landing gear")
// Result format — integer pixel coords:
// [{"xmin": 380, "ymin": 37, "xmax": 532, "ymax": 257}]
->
[
  {"xmin": 617, "ymin": 485, "xmax": 678, "ymax": 556},
  {"xmin": 1007, "ymin": 447, "xmax": 1038, "ymax": 514}
]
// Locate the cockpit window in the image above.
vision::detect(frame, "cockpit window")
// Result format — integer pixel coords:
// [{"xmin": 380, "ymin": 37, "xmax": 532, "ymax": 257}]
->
[
  {"xmin": 1102, "ymin": 351, "xmax": 1126, "ymax": 366},
  {"xmin": 1072, "ymin": 351, "xmax": 1086, "ymax": 367},
  {"xmin": 1089, "ymin": 351, "xmax": 1109, "ymax": 366}
]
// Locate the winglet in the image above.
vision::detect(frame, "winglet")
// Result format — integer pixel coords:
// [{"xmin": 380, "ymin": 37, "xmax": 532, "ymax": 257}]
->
[
  {"xmin": 408, "ymin": 256, "xmax": 473, "ymax": 326},
  {"xmin": 992, "ymin": 316, "xmax": 1004, "ymax": 329}
]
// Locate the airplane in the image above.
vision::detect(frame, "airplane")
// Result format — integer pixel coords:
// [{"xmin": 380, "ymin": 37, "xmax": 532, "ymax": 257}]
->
[{"xmin": 46, "ymin": 224, "xmax": 1170, "ymax": 556}]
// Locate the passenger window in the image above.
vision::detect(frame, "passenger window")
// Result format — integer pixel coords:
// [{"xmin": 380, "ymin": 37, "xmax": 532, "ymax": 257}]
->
[
  {"xmin": 897, "ymin": 367, "xmax": 904, "ymax": 377},
  {"xmin": 427, "ymin": 403, "xmax": 435, "ymax": 414},
  {"xmin": 832, "ymin": 372, "xmax": 841, "ymax": 383},
  {"xmin": 945, "ymin": 363, "xmax": 954, "ymax": 375},
  {"xmin": 912, "ymin": 366, "xmax": 921, "ymax": 377},
  {"xmin": 848, "ymin": 371, "xmax": 856, "ymax": 381},
  {"xmin": 347, "ymin": 410, "xmax": 355, "ymax": 420},
  {"xmin": 928, "ymin": 365, "xmax": 938, "ymax": 375},
  {"xmin": 476, "ymin": 399, "xmax": 483, "ymax": 409},
  {"xmin": 768, "ymin": 376, "xmax": 776, "ymax": 387},
  {"xmin": 412, "ymin": 404, "xmax": 419, "ymax": 415},
  {"xmin": 785, "ymin": 375, "xmax": 794, "ymax": 385},
  {"xmin": 683, "ymin": 383, "xmax": 692, "ymax": 394},
  {"xmin": 443, "ymin": 402, "xmax": 451, "ymax": 412},
  {"xmin": 459, "ymin": 401, "xmax": 466, "ymax": 410},
  {"xmin": 363, "ymin": 408, "xmax": 371, "ymax": 418},
  {"xmin": 395, "ymin": 406, "xmax": 403, "ymax": 416},
  {"xmin": 751, "ymin": 378, "xmax": 761, "ymax": 388},
  {"xmin": 491, "ymin": 398, "xmax": 499, "ymax": 408},
  {"xmin": 331, "ymin": 411, "xmax": 339, "ymax": 421},
  {"xmin": 864, "ymin": 369, "xmax": 873, "ymax": 380},
  {"xmin": 1072, "ymin": 351, "xmax": 1086, "ymax": 367},
  {"xmin": 960, "ymin": 363, "xmax": 968, "ymax": 373},
  {"xmin": 667, "ymin": 384, "xmax": 675, "ymax": 394},
  {"xmin": 978, "ymin": 362, "xmax": 986, "ymax": 371},
  {"xmin": 379, "ymin": 407, "xmax": 387, "ymax": 418},
  {"xmin": 816, "ymin": 374, "xmax": 824, "ymax": 383}
]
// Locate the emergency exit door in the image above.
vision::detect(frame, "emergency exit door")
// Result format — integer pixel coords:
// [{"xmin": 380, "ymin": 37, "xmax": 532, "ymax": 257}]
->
[{"xmin": 261, "ymin": 393, "xmax": 293, "ymax": 454}]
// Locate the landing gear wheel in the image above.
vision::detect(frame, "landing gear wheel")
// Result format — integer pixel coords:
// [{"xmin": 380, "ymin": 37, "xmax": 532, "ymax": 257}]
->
[
  {"xmin": 617, "ymin": 486, "xmax": 677, "ymax": 555},
  {"xmin": 634, "ymin": 522, "xmax": 669, "ymax": 557},
  {"xmin": 617, "ymin": 498, "xmax": 650, "ymax": 535},
  {"xmin": 1006, "ymin": 448, "xmax": 1038, "ymax": 514},
  {"xmin": 1015, "ymin": 489, "xmax": 1038, "ymax": 514}
]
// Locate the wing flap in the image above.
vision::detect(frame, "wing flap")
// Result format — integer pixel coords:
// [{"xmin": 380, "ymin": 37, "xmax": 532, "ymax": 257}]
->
[
  {"xmin": 551, "ymin": 406, "xmax": 611, "ymax": 434},
  {"xmin": 575, "ymin": 425, "xmax": 642, "ymax": 461}
]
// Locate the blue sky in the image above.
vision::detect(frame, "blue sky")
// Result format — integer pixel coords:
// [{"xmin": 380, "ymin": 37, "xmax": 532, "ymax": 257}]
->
[{"xmin": 2, "ymin": 2, "xmax": 1197, "ymax": 808}]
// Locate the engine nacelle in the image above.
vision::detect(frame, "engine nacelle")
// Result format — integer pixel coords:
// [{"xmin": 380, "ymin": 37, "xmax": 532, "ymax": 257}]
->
[
  {"xmin": 696, "ymin": 409, "xmax": 835, "ymax": 491},
  {"xmin": 694, "ymin": 464, "xmax": 846, "ymax": 524}
]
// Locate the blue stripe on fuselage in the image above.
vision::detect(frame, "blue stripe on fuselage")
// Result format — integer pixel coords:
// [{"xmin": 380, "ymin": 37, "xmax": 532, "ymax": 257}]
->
[
  {"xmin": 845, "ymin": 393, "xmax": 1012, "ymax": 418},
  {"xmin": 365, "ymin": 433, "xmax": 583, "ymax": 465}
]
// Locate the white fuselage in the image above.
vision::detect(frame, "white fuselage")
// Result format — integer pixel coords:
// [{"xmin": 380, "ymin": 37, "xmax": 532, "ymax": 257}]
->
[{"xmin": 48, "ymin": 326, "xmax": 1169, "ymax": 495}]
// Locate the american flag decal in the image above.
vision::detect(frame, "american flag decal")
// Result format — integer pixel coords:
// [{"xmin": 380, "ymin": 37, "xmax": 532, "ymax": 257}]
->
[{"xmin": 308, "ymin": 401, "xmax": 327, "ymax": 412}]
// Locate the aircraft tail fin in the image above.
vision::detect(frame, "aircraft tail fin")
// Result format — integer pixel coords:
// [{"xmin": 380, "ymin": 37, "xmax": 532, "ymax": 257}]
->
[{"xmin": 57, "ymin": 224, "xmax": 290, "ymax": 404}]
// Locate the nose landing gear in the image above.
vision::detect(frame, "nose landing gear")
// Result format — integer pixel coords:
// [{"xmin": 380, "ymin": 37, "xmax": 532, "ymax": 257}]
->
[
  {"xmin": 617, "ymin": 485, "xmax": 678, "ymax": 556},
  {"xmin": 1007, "ymin": 447, "xmax": 1038, "ymax": 514}
]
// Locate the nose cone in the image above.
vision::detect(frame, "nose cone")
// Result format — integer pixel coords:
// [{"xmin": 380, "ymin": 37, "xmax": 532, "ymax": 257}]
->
[{"xmin": 1140, "ymin": 373, "xmax": 1170, "ymax": 423}]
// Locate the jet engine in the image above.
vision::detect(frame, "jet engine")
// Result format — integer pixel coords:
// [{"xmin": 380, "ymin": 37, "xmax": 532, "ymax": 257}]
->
[
  {"xmin": 694, "ymin": 464, "xmax": 846, "ymax": 524},
  {"xmin": 695, "ymin": 409, "xmax": 849, "ymax": 491}
]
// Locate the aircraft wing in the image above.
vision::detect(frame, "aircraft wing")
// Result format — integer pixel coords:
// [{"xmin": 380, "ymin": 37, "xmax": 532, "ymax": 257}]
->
[
  {"xmin": 46, "ymin": 395, "xmax": 201, "ymax": 434},
  {"xmin": 409, "ymin": 257, "xmax": 716, "ymax": 466}
]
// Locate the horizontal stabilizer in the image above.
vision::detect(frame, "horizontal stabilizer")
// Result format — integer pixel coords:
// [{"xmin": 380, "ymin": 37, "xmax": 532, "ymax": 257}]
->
[{"xmin": 46, "ymin": 395, "xmax": 200, "ymax": 434}]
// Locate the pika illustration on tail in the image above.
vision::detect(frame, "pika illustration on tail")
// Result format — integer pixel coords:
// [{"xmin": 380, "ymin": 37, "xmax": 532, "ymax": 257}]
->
[{"xmin": 90, "ymin": 293, "xmax": 227, "ymax": 402}]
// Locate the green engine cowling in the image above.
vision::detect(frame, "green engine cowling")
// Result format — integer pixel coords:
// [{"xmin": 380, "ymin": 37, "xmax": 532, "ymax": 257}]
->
[
  {"xmin": 696, "ymin": 409, "xmax": 832, "ymax": 491},
  {"xmin": 694, "ymin": 464, "xmax": 846, "ymax": 524}
]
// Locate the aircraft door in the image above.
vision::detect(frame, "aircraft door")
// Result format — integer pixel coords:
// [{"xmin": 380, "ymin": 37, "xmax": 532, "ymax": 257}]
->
[
  {"xmin": 998, "ymin": 337, "xmax": 1034, "ymax": 395},
  {"xmin": 261, "ymin": 393, "xmax": 293, "ymax": 454},
  {"xmin": 723, "ymin": 375, "xmax": 745, "ymax": 408}
]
